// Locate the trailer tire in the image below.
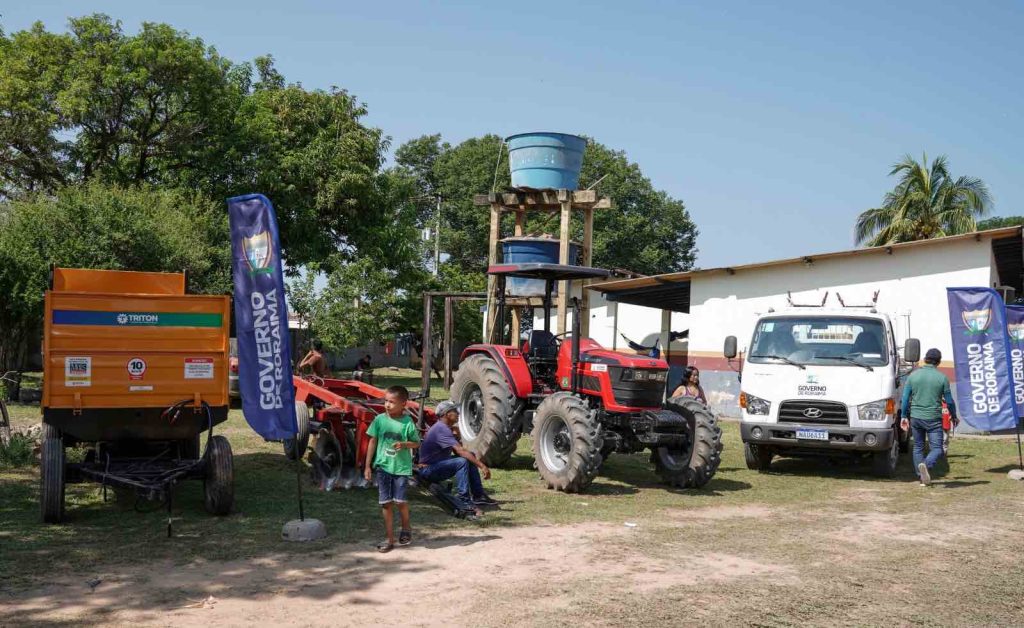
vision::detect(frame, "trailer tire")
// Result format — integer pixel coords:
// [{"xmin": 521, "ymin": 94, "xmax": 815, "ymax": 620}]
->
[
  {"xmin": 283, "ymin": 401, "xmax": 311, "ymax": 460},
  {"xmin": 661, "ymin": 397, "xmax": 723, "ymax": 488},
  {"xmin": 204, "ymin": 435, "xmax": 234, "ymax": 516},
  {"xmin": 40, "ymin": 423, "xmax": 65, "ymax": 523},
  {"xmin": 744, "ymin": 443, "xmax": 773, "ymax": 472},
  {"xmin": 531, "ymin": 393, "xmax": 602, "ymax": 493},
  {"xmin": 450, "ymin": 354, "xmax": 520, "ymax": 467}
]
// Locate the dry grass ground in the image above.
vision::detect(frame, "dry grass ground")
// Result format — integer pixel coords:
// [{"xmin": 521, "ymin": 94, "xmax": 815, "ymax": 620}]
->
[{"xmin": 2, "ymin": 370, "xmax": 1023, "ymax": 626}]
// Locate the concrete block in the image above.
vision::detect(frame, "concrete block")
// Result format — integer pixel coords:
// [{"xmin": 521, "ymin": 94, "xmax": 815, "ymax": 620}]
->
[
  {"xmin": 1008, "ymin": 469, "xmax": 1024, "ymax": 481},
  {"xmin": 282, "ymin": 518, "xmax": 327, "ymax": 542}
]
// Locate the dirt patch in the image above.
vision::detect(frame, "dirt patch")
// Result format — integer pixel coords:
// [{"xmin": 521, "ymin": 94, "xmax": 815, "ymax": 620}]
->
[
  {"xmin": 826, "ymin": 511, "xmax": 998, "ymax": 547},
  {"xmin": 670, "ymin": 504, "xmax": 773, "ymax": 521},
  {"xmin": 1, "ymin": 522, "xmax": 792, "ymax": 627}
]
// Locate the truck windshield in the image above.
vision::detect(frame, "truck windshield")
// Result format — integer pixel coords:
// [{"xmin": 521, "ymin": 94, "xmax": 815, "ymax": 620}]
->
[{"xmin": 748, "ymin": 316, "xmax": 889, "ymax": 367}]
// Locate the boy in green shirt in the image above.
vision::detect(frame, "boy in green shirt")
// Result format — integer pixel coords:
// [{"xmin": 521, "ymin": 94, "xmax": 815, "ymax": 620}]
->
[{"xmin": 364, "ymin": 385, "xmax": 420, "ymax": 552}]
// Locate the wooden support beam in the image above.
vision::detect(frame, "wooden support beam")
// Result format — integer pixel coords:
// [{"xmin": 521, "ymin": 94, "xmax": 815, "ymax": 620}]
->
[
  {"xmin": 580, "ymin": 206, "xmax": 594, "ymax": 337},
  {"xmin": 660, "ymin": 309, "xmax": 671, "ymax": 401},
  {"xmin": 557, "ymin": 198, "xmax": 572, "ymax": 334},
  {"xmin": 443, "ymin": 296, "xmax": 454, "ymax": 390},
  {"xmin": 485, "ymin": 202, "xmax": 501, "ymax": 343},
  {"xmin": 474, "ymin": 190, "xmax": 612, "ymax": 210}
]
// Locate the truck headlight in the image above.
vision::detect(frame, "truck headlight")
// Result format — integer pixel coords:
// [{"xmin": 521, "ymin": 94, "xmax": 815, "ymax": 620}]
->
[
  {"xmin": 857, "ymin": 399, "xmax": 891, "ymax": 421},
  {"xmin": 741, "ymin": 392, "xmax": 771, "ymax": 416}
]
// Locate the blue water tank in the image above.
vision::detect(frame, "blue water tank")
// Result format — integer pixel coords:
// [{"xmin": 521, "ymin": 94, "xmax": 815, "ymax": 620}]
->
[
  {"xmin": 501, "ymin": 237, "xmax": 580, "ymax": 297},
  {"xmin": 506, "ymin": 132, "xmax": 586, "ymax": 190}
]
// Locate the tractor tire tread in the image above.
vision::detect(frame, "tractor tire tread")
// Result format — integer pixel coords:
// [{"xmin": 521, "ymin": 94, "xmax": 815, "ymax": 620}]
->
[
  {"xmin": 663, "ymin": 396, "xmax": 724, "ymax": 488},
  {"xmin": 450, "ymin": 354, "xmax": 520, "ymax": 467},
  {"xmin": 530, "ymin": 392, "xmax": 603, "ymax": 493}
]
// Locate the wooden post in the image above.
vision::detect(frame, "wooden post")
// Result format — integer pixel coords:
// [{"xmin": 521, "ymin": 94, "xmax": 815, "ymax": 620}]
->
[
  {"xmin": 557, "ymin": 192, "xmax": 572, "ymax": 334},
  {"xmin": 420, "ymin": 293, "xmax": 433, "ymax": 400},
  {"xmin": 580, "ymin": 206, "xmax": 594, "ymax": 337},
  {"xmin": 510, "ymin": 208, "xmax": 525, "ymax": 346},
  {"xmin": 486, "ymin": 201, "xmax": 502, "ymax": 343},
  {"xmin": 661, "ymin": 309, "xmax": 671, "ymax": 401},
  {"xmin": 443, "ymin": 296, "xmax": 454, "ymax": 390}
]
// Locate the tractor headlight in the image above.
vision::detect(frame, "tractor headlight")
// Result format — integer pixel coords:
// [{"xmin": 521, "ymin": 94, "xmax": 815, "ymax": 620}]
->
[
  {"xmin": 857, "ymin": 399, "xmax": 892, "ymax": 421},
  {"xmin": 741, "ymin": 392, "xmax": 771, "ymax": 416}
]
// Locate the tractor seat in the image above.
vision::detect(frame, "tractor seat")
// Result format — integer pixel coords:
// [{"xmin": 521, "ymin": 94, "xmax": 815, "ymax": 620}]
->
[{"xmin": 526, "ymin": 330, "xmax": 559, "ymax": 361}]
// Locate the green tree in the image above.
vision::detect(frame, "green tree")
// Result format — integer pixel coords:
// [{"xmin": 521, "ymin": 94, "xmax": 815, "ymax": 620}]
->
[
  {"xmin": 0, "ymin": 183, "xmax": 230, "ymax": 370},
  {"xmin": 977, "ymin": 216, "xmax": 1024, "ymax": 231},
  {"xmin": 855, "ymin": 154, "xmax": 991, "ymax": 246},
  {"xmin": 393, "ymin": 134, "xmax": 697, "ymax": 276}
]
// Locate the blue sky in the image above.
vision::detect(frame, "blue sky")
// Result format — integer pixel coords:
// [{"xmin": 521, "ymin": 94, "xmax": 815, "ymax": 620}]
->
[{"xmin": 5, "ymin": 1, "xmax": 1023, "ymax": 269}]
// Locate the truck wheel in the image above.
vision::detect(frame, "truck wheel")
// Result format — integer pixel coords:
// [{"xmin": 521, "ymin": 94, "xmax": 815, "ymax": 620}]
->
[
  {"xmin": 204, "ymin": 435, "xmax": 234, "ymax": 515},
  {"xmin": 872, "ymin": 429, "xmax": 899, "ymax": 478},
  {"xmin": 283, "ymin": 401, "xmax": 311, "ymax": 460},
  {"xmin": 661, "ymin": 397, "xmax": 724, "ymax": 488},
  {"xmin": 450, "ymin": 354, "xmax": 520, "ymax": 467},
  {"xmin": 40, "ymin": 423, "xmax": 66, "ymax": 523},
  {"xmin": 744, "ymin": 443, "xmax": 773, "ymax": 472},
  {"xmin": 531, "ymin": 393, "xmax": 602, "ymax": 493}
]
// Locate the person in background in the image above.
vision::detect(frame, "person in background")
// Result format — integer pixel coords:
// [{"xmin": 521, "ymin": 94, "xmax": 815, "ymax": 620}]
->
[
  {"xmin": 354, "ymin": 354, "xmax": 372, "ymax": 382},
  {"xmin": 364, "ymin": 385, "xmax": 420, "ymax": 552},
  {"xmin": 297, "ymin": 340, "xmax": 330, "ymax": 378},
  {"xmin": 900, "ymin": 348, "xmax": 959, "ymax": 486},
  {"xmin": 672, "ymin": 366, "xmax": 707, "ymax": 404},
  {"xmin": 417, "ymin": 400, "xmax": 498, "ymax": 512}
]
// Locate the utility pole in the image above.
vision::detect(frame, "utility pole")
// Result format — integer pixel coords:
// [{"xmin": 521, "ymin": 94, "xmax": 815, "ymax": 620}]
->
[{"xmin": 433, "ymin": 195, "xmax": 441, "ymax": 276}]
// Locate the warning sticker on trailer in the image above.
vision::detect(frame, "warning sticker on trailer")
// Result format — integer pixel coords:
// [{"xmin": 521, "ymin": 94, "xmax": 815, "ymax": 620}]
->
[
  {"xmin": 126, "ymin": 357, "xmax": 147, "ymax": 381},
  {"xmin": 184, "ymin": 358, "xmax": 214, "ymax": 379},
  {"xmin": 65, "ymin": 356, "xmax": 92, "ymax": 387}
]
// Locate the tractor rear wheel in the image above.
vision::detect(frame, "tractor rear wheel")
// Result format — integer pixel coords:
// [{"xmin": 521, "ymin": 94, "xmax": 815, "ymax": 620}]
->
[
  {"xmin": 531, "ymin": 393, "xmax": 603, "ymax": 493},
  {"xmin": 450, "ymin": 354, "xmax": 520, "ymax": 467},
  {"xmin": 744, "ymin": 443, "xmax": 773, "ymax": 472},
  {"xmin": 203, "ymin": 435, "xmax": 234, "ymax": 516},
  {"xmin": 40, "ymin": 423, "xmax": 65, "ymax": 523},
  {"xmin": 283, "ymin": 401, "xmax": 311, "ymax": 460},
  {"xmin": 658, "ymin": 397, "xmax": 723, "ymax": 488}
]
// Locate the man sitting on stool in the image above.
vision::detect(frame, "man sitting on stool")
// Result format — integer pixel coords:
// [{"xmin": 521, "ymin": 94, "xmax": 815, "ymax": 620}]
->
[{"xmin": 418, "ymin": 400, "xmax": 498, "ymax": 509}]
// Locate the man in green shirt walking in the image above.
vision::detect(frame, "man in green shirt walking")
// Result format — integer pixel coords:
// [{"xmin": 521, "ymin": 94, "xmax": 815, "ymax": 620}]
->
[{"xmin": 900, "ymin": 348, "xmax": 959, "ymax": 485}]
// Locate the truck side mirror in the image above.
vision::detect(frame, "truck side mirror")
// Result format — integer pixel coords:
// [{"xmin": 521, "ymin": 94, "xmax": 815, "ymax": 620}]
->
[
  {"xmin": 724, "ymin": 336, "xmax": 738, "ymax": 360},
  {"xmin": 903, "ymin": 338, "xmax": 920, "ymax": 363}
]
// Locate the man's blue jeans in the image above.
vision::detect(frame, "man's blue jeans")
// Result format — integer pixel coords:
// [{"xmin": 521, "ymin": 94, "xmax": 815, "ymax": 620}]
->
[
  {"xmin": 911, "ymin": 417, "xmax": 945, "ymax": 470},
  {"xmin": 420, "ymin": 457, "xmax": 484, "ymax": 501}
]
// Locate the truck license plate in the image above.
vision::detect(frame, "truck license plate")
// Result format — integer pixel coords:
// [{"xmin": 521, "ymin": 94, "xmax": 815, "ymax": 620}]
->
[{"xmin": 796, "ymin": 428, "xmax": 828, "ymax": 441}]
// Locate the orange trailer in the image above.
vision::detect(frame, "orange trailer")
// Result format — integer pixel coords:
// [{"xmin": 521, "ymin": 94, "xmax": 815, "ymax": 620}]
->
[{"xmin": 41, "ymin": 267, "xmax": 234, "ymax": 526}]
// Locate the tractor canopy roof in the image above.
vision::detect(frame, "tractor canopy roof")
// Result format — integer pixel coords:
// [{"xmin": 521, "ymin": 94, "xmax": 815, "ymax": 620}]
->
[{"xmin": 487, "ymin": 263, "xmax": 611, "ymax": 282}]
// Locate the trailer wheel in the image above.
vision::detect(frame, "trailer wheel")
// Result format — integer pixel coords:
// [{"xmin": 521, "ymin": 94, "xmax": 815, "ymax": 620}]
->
[
  {"xmin": 450, "ymin": 354, "xmax": 520, "ymax": 467},
  {"xmin": 203, "ymin": 435, "xmax": 234, "ymax": 516},
  {"xmin": 744, "ymin": 443, "xmax": 773, "ymax": 472},
  {"xmin": 283, "ymin": 401, "xmax": 311, "ymax": 460},
  {"xmin": 40, "ymin": 423, "xmax": 66, "ymax": 523},
  {"xmin": 660, "ymin": 397, "xmax": 724, "ymax": 488},
  {"xmin": 531, "ymin": 393, "xmax": 603, "ymax": 493}
]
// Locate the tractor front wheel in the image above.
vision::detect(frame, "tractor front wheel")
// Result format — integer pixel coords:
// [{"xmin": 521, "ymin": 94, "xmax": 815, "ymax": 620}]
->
[
  {"xmin": 40, "ymin": 423, "xmax": 65, "ymax": 523},
  {"xmin": 450, "ymin": 354, "xmax": 520, "ymax": 467},
  {"xmin": 658, "ymin": 397, "xmax": 723, "ymax": 488},
  {"xmin": 531, "ymin": 393, "xmax": 603, "ymax": 493}
]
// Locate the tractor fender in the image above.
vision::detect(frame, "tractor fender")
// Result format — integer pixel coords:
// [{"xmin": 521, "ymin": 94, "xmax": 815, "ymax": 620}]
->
[{"xmin": 459, "ymin": 345, "xmax": 533, "ymax": 398}]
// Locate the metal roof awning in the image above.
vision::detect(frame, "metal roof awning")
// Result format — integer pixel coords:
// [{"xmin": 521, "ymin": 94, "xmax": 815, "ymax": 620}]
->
[
  {"xmin": 488, "ymin": 263, "xmax": 612, "ymax": 282},
  {"xmin": 589, "ymin": 227, "xmax": 1024, "ymax": 313}
]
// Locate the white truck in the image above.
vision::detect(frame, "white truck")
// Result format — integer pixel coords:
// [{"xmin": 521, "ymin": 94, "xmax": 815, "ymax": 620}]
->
[{"xmin": 724, "ymin": 305, "xmax": 920, "ymax": 477}]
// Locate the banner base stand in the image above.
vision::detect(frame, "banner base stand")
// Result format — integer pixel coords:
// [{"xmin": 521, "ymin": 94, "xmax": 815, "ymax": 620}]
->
[{"xmin": 282, "ymin": 518, "xmax": 327, "ymax": 542}]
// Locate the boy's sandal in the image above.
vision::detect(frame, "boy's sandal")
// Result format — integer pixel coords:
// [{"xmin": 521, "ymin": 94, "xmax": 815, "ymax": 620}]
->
[
  {"xmin": 376, "ymin": 540, "xmax": 394, "ymax": 553},
  {"xmin": 398, "ymin": 529, "xmax": 412, "ymax": 546}
]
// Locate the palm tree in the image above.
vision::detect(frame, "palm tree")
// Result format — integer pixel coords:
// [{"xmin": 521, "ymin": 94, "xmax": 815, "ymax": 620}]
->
[{"xmin": 855, "ymin": 154, "xmax": 991, "ymax": 246}]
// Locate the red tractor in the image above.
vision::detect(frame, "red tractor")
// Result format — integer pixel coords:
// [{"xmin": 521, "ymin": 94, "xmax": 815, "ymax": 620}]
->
[{"xmin": 450, "ymin": 263, "xmax": 722, "ymax": 492}]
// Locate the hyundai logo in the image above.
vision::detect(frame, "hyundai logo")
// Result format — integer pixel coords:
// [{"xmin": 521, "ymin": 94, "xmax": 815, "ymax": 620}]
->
[{"xmin": 803, "ymin": 407, "xmax": 823, "ymax": 419}]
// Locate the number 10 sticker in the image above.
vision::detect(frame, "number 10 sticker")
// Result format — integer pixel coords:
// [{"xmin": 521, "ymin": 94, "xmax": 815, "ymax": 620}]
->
[{"xmin": 127, "ymin": 357, "xmax": 147, "ymax": 381}]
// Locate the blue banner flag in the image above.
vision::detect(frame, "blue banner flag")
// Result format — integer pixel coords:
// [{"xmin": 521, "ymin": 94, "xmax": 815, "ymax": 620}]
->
[
  {"xmin": 1005, "ymin": 305, "xmax": 1024, "ymax": 419},
  {"xmin": 227, "ymin": 194, "xmax": 297, "ymax": 440},
  {"xmin": 946, "ymin": 288, "xmax": 1020, "ymax": 432}
]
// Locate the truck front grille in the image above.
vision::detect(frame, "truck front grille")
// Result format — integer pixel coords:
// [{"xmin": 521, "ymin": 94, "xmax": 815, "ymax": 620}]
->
[{"xmin": 778, "ymin": 400, "xmax": 848, "ymax": 425}]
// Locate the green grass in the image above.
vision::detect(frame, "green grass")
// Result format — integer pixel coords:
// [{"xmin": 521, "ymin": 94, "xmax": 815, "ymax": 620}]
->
[{"xmin": 3, "ymin": 371, "xmax": 1024, "ymax": 624}]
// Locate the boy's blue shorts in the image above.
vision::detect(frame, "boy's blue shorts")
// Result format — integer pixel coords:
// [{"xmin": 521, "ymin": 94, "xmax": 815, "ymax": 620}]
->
[{"xmin": 376, "ymin": 469, "xmax": 409, "ymax": 505}]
